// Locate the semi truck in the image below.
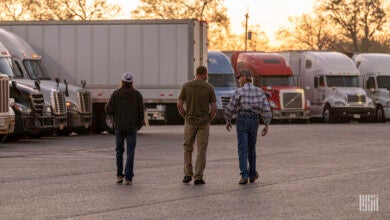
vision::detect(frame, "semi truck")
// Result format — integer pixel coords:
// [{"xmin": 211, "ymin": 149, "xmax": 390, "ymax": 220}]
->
[
  {"xmin": 232, "ymin": 52, "xmax": 310, "ymax": 121},
  {"xmin": 0, "ymin": 42, "xmax": 53, "ymax": 139},
  {"xmin": 0, "ymin": 74, "xmax": 15, "ymax": 142},
  {"xmin": 354, "ymin": 53, "xmax": 390, "ymax": 122},
  {"xmin": 207, "ymin": 51, "xmax": 236, "ymax": 121},
  {"xmin": 0, "ymin": 28, "xmax": 91, "ymax": 135},
  {"xmin": 281, "ymin": 51, "xmax": 375, "ymax": 122},
  {"xmin": 0, "ymin": 19, "xmax": 208, "ymax": 130}
]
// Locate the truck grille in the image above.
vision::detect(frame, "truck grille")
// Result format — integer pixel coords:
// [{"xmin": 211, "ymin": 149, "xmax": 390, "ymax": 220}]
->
[
  {"xmin": 51, "ymin": 91, "xmax": 66, "ymax": 115},
  {"xmin": 31, "ymin": 94, "xmax": 44, "ymax": 114},
  {"xmin": 347, "ymin": 94, "xmax": 366, "ymax": 103},
  {"xmin": 220, "ymin": 96, "xmax": 231, "ymax": 109},
  {"xmin": 282, "ymin": 93, "xmax": 303, "ymax": 109},
  {"xmin": 0, "ymin": 76, "xmax": 9, "ymax": 113},
  {"xmin": 78, "ymin": 91, "xmax": 92, "ymax": 113}
]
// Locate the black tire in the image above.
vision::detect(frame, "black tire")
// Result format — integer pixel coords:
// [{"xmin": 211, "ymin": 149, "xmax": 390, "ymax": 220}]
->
[
  {"xmin": 376, "ymin": 106, "xmax": 386, "ymax": 123},
  {"xmin": 56, "ymin": 128, "xmax": 72, "ymax": 136},
  {"xmin": 323, "ymin": 105, "xmax": 335, "ymax": 123},
  {"xmin": 0, "ymin": 134, "xmax": 7, "ymax": 143},
  {"xmin": 75, "ymin": 127, "xmax": 92, "ymax": 135}
]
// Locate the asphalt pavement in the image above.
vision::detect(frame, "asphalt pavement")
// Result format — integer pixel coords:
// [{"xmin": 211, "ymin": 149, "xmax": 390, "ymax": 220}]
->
[{"xmin": 0, "ymin": 123, "xmax": 389, "ymax": 219}]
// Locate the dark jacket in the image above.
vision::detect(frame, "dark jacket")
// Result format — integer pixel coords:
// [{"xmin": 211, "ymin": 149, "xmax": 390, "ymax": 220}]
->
[{"xmin": 105, "ymin": 87, "xmax": 144, "ymax": 131}]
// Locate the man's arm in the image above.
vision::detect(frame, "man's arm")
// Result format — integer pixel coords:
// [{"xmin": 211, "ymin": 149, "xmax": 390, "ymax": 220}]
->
[
  {"xmin": 209, "ymin": 102, "xmax": 217, "ymax": 121},
  {"xmin": 177, "ymin": 99, "xmax": 186, "ymax": 118}
]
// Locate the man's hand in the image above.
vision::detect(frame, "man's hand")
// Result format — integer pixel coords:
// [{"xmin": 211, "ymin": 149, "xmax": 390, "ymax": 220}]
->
[
  {"xmin": 226, "ymin": 122, "xmax": 232, "ymax": 132},
  {"xmin": 261, "ymin": 125, "xmax": 268, "ymax": 136}
]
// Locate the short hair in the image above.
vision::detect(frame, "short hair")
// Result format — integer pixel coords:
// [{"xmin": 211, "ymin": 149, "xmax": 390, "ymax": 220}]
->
[{"xmin": 196, "ymin": 66, "xmax": 208, "ymax": 75}]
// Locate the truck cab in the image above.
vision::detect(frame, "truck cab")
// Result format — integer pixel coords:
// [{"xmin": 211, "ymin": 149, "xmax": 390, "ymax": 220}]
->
[
  {"xmin": 207, "ymin": 51, "xmax": 236, "ymax": 120},
  {"xmin": 0, "ymin": 42, "xmax": 53, "ymax": 139},
  {"xmin": 354, "ymin": 53, "xmax": 390, "ymax": 122},
  {"xmin": 0, "ymin": 74, "xmax": 15, "ymax": 142},
  {"xmin": 0, "ymin": 28, "xmax": 92, "ymax": 135},
  {"xmin": 300, "ymin": 51, "xmax": 374, "ymax": 122},
  {"xmin": 234, "ymin": 52, "xmax": 310, "ymax": 121}
]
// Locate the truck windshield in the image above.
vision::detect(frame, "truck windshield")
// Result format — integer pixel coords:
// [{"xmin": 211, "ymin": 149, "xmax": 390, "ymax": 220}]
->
[
  {"xmin": 208, "ymin": 74, "xmax": 237, "ymax": 87},
  {"xmin": 326, "ymin": 76, "xmax": 359, "ymax": 87},
  {"xmin": 377, "ymin": 76, "xmax": 390, "ymax": 90},
  {"xmin": 0, "ymin": 57, "xmax": 23, "ymax": 78},
  {"xmin": 255, "ymin": 76, "xmax": 294, "ymax": 87},
  {"xmin": 23, "ymin": 60, "xmax": 51, "ymax": 80}
]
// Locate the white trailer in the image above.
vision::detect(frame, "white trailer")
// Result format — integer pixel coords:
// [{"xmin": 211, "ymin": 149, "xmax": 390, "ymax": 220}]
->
[
  {"xmin": 282, "ymin": 51, "xmax": 375, "ymax": 122},
  {"xmin": 0, "ymin": 19, "xmax": 208, "ymax": 131},
  {"xmin": 354, "ymin": 53, "xmax": 390, "ymax": 122}
]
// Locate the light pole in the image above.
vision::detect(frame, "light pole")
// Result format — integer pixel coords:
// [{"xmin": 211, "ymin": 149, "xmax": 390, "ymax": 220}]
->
[{"xmin": 245, "ymin": 12, "xmax": 249, "ymax": 51}]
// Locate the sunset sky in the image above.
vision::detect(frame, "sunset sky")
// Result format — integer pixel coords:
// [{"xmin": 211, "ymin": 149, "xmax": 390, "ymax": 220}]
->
[{"xmin": 110, "ymin": 0, "xmax": 315, "ymax": 45}]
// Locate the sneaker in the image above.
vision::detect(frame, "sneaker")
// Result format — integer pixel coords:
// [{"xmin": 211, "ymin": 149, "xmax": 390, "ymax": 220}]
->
[
  {"xmin": 239, "ymin": 178, "xmax": 248, "ymax": 185},
  {"xmin": 116, "ymin": 175, "xmax": 124, "ymax": 184},
  {"xmin": 249, "ymin": 172, "xmax": 259, "ymax": 183},
  {"xmin": 182, "ymin": 176, "xmax": 192, "ymax": 183},
  {"xmin": 194, "ymin": 179, "xmax": 206, "ymax": 185},
  {"xmin": 124, "ymin": 178, "xmax": 132, "ymax": 185}
]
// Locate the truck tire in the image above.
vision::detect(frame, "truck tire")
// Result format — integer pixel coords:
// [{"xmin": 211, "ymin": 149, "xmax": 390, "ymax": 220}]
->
[
  {"xmin": 376, "ymin": 106, "xmax": 386, "ymax": 123},
  {"xmin": 0, "ymin": 134, "xmax": 7, "ymax": 142},
  {"xmin": 323, "ymin": 105, "xmax": 335, "ymax": 123}
]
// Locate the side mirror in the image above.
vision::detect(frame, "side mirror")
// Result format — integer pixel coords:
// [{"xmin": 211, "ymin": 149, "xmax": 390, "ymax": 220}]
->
[
  {"xmin": 11, "ymin": 81, "xmax": 17, "ymax": 89},
  {"xmin": 34, "ymin": 80, "xmax": 41, "ymax": 91},
  {"xmin": 81, "ymin": 80, "xmax": 87, "ymax": 89},
  {"xmin": 369, "ymin": 88, "xmax": 375, "ymax": 94}
]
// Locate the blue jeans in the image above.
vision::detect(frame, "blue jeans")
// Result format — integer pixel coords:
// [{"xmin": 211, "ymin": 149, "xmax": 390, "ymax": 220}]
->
[
  {"xmin": 115, "ymin": 128, "xmax": 137, "ymax": 180},
  {"xmin": 236, "ymin": 114, "xmax": 259, "ymax": 179}
]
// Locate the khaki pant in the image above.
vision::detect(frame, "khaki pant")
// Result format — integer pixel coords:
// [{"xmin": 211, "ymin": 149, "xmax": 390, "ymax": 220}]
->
[{"xmin": 183, "ymin": 121, "xmax": 210, "ymax": 180}]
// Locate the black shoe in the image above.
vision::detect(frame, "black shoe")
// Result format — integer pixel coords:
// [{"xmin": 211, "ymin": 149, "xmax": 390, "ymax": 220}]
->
[
  {"xmin": 239, "ymin": 178, "xmax": 248, "ymax": 185},
  {"xmin": 182, "ymin": 176, "xmax": 192, "ymax": 183},
  {"xmin": 249, "ymin": 172, "xmax": 259, "ymax": 183},
  {"xmin": 116, "ymin": 174, "xmax": 124, "ymax": 184},
  {"xmin": 194, "ymin": 179, "xmax": 206, "ymax": 185}
]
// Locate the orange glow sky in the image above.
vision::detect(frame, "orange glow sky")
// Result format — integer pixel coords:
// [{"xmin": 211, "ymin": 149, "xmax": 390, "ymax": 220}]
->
[{"xmin": 110, "ymin": 0, "xmax": 315, "ymax": 46}]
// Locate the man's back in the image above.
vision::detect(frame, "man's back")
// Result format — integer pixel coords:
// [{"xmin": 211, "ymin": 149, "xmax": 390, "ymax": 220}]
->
[{"xmin": 179, "ymin": 79, "xmax": 216, "ymax": 125}]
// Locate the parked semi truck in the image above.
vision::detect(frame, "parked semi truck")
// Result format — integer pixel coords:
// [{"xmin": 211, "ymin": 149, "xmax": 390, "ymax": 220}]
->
[
  {"xmin": 207, "ymin": 51, "xmax": 236, "ymax": 120},
  {"xmin": 0, "ymin": 42, "xmax": 53, "ymax": 139},
  {"xmin": 0, "ymin": 19, "xmax": 208, "ymax": 130},
  {"xmin": 0, "ymin": 28, "xmax": 91, "ymax": 135},
  {"xmin": 232, "ymin": 52, "xmax": 310, "ymax": 121},
  {"xmin": 0, "ymin": 74, "xmax": 15, "ymax": 142},
  {"xmin": 354, "ymin": 53, "xmax": 390, "ymax": 122},
  {"xmin": 281, "ymin": 51, "xmax": 375, "ymax": 122}
]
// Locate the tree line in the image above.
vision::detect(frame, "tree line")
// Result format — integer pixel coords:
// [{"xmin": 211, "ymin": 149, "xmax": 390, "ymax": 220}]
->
[{"xmin": 1, "ymin": 0, "xmax": 388, "ymax": 53}]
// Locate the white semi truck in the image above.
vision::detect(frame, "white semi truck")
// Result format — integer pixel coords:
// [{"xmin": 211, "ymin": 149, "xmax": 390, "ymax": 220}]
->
[
  {"xmin": 0, "ymin": 27, "xmax": 92, "ymax": 135},
  {"xmin": 0, "ymin": 74, "xmax": 15, "ymax": 142},
  {"xmin": 354, "ymin": 53, "xmax": 390, "ymax": 122},
  {"xmin": 281, "ymin": 51, "xmax": 375, "ymax": 122},
  {"xmin": 0, "ymin": 19, "xmax": 208, "ymax": 131}
]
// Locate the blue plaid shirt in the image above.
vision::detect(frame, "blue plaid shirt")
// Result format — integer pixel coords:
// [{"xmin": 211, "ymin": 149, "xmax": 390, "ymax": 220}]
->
[{"xmin": 224, "ymin": 83, "xmax": 272, "ymax": 125}]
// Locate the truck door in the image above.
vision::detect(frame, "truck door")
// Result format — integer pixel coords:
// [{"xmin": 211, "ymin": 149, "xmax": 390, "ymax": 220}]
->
[{"xmin": 313, "ymin": 75, "xmax": 325, "ymax": 105}]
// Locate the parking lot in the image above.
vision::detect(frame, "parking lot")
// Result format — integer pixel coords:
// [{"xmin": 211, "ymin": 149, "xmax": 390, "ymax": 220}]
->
[{"xmin": 0, "ymin": 123, "xmax": 389, "ymax": 219}]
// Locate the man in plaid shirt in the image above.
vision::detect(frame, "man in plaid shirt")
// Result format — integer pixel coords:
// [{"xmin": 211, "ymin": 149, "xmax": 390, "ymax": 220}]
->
[{"xmin": 224, "ymin": 70, "xmax": 272, "ymax": 184}]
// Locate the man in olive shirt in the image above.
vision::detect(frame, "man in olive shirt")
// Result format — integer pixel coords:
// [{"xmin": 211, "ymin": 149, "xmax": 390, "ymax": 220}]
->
[{"xmin": 177, "ymin": 66, "xmax": 217, "ymax": 185}]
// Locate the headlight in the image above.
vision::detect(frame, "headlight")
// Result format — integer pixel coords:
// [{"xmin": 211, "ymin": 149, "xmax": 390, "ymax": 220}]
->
[
  {"xmin": 334, "ymin": 101, "xmax": 346, "ymax": 106},
  {"xmin": 43, "ymin": 106, "xmax": 52, "ymax": 114},
  {"xmin": 14, "ymin": 104, "xmax": 32, "ymax": 114},
  {"xmin": 66, "ymin": 102, "xmax": 79, "ymax": 112},
  {"xmin": 269, "ymin": 101, "xmax": 277, "ymax": 108}
]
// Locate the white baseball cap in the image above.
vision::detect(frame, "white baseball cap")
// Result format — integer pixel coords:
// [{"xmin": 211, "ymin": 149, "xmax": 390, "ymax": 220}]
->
[{"xmin": 121, "ymin": 72, "xmax": 133, "ymax": 82}]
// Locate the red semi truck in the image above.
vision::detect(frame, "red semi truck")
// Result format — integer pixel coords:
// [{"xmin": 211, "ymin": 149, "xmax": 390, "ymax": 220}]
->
[{"xmin": 232, "ymin": 52, "xmax": 310, "ymax": 121}]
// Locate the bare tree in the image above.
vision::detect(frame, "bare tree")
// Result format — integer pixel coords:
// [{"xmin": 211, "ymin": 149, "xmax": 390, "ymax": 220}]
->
[{"xmin": 319, "ymin": 0, "xmax": 387, "ymax": 52}]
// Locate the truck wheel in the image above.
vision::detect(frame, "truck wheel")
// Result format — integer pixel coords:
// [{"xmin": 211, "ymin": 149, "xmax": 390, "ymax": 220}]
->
[
  {"xmin": 0, "ymin": 134, "xmax": 7, "ymax": 142},
  {"xmin": 376, "ymin": 106, "xmax": 385, "ymax": 123},
  {"xmin": 56, "ymin": 128, "xmax": 72, "ymax": 136},
  {"xmin": 323, "ymin": 105, "xmax": 335, "ymax": 123}
]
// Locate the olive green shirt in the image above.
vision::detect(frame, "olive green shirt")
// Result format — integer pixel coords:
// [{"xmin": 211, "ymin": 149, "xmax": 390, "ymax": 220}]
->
[{"xmin": 178, "ymin": 79, "xmax": 217, "ymax": 125}]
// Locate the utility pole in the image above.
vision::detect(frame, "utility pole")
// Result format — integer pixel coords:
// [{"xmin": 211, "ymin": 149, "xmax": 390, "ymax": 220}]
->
[{"xmin": 245, "ymin": 12, "xmax": 249, "ymax": 51}]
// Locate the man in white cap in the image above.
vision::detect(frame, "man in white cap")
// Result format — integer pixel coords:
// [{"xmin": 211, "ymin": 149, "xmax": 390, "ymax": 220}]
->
[{"xmin": 105, "ymin": 72, "xmax": 144, "ymax": 185}]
